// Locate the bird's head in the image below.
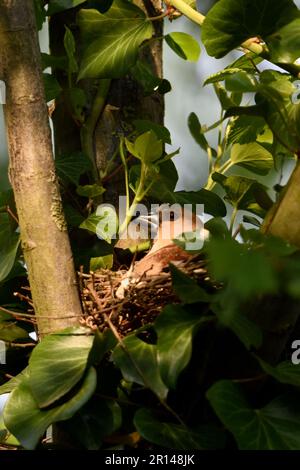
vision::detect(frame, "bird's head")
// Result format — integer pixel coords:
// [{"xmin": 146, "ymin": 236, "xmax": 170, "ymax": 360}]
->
[{"xmin": 135, "ymin": 204, "xmax": 206, "ymax": 254}]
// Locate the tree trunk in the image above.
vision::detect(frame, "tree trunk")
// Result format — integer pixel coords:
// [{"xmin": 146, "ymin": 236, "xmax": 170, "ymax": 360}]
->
[
  {"xmin": 262, "ymin": 161, "xmax": 300, "ymax": 246},
  {"xmin": 0, "ymin": 0, "xmax": 82, "ymax": 335}
]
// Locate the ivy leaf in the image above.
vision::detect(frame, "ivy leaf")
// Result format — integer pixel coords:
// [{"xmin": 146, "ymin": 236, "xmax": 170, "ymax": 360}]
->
[
  {"xmin": 165, "ymin": 32, "xmax": 201, "ymax": 62},
  {"xmin": 134, "ymin": 120, "xmax": 171, "ymax": 144},
  {"xmin": 0, "ymin": 322, "xmax": 29, "ymax": 342},
  {"xmin": 230, "ymin": 142, "xmax": 273, "ymax": 175},
  {"xmin": 47, "ymin": 0, "xmax": 86, "ymax": 15},
  {"xmin": 80, "ymin": 205, "xmax": 118, "ymax": 242},
  {"xmin": 162, "ymin": 189, "xmax": 227, "ymax": 218},
  {"xmin": 188, "ymin": 112, "xmax": 209, "ymax": 151},
  {"xmin": 3, "ymin": 367, "xmax": 97, "ymax": 450},
  {"xmin": 0, "ymin": 232, "xmax": 20, "ymax": 283},
  {"xmin": 267, "ymin": 18, "xmax": 300, "ymax": 67},
  {"xmin": 78, "ymin": 0, "xmax": 153, "ymax": 79},
  {"xmin": 202, "ymin": 0, "xmax": 298, "ymax": 58},
  {"xmin": 212, "ymin": 173, "xmax": 272, "ymax": 215},
  {"xmin": 112, "ymin": 334, "xmax": 168, "ymax": 400},
  {"xmin": 134, "ymin": 408, "xmax": 225, "ymax": 450},
  {"xmin": 205, "ymin": 69, "xmax": 256, "ymax": 91},
  {"xmin": 131, "ymin": 60, "xmax": 171, "ymax": 96},
  {"xmin": 125, "ymin": 131, "xmax": 163, "ymax": 164},
  {"xmin": 155, "ymin": 305, "xmax": 208, "ymax": 389},
  {"xmin": 63, "ymin": 398, "xmax": 121, "ymax": 450},
  {"xmin": 28, "ymin": 327, "xmax": 94, "ymax": 408},
  {"xmin": 207, "ymin": 381, "xmax": 300, "ymax": 450},
  {"xmin": 258, "ymin": 358, "xmax": 300, "ymax": 387},
  {"xmin": 0, "ymin": 368, "xmax": 29, "ymax": 396},
  {"xmin": 76, "ymin": 184, "xmax": 106, "ymax": 198},
  {"xmin": 227, "ymin": 116, "xmax": 266, "ymax": 145},
  {"xmin": 170, "ymin": 264, "xmax": 211, "ymax": 304},
  {"xmin": 55, "ymin": 152, "xmax": 92, "ymax": 185},
  {"xmin": 257, "ymin": 71, "xmax": 300, "ymax": 152},
  {"xmin": 64, "ymin": 26, "xmax": 78, "ymax": 74},
  {"xmin": 43, "ymin": 73, "xmax": 62, "ymax": 102}
]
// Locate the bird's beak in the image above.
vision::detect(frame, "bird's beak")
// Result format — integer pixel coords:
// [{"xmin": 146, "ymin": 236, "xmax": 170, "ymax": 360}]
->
[{"xmin": 134, "ymin": 213, "xmax": 160, "ymax": 229}]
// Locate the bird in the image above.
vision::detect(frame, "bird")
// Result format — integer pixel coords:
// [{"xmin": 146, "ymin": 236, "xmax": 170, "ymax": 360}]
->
[{"xmin": 131, "ymin": 204, "xmax": 207, "ymax": 276}]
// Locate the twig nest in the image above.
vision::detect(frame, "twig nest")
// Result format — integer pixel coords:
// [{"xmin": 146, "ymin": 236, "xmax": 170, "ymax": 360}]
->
[{"xmin": 78, "ymin": 255, "xmax": 208, "ymax": 336}]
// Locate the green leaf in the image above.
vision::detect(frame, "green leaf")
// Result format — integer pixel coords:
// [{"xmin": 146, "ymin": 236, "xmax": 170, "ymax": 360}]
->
[
  {"xmin": 0, "ymin": 322, "xmax": 29, "ymax": 342},
  {"xmin": 90, "ymin": 254, "xmax": 113, "ymax": 270},
  {"xmin": 125, "ymin": 131, "xmax": 163, "ymax": 164},
  {"xmin": 202, "ymin": 0, "xmax": 298, "ymax": 58},
  {"xmin": 206, "ymin": 237, "xmax": 278, "ymax": 298},
  {"xmin": 227, "ymin": 116, "xmax": 266, "ymax": 145},
  {"xmin": 64, "ymin": 26, "xmax": 78, "ymax": 74},
  {"xmin": 28, "ymin": 327, "xmax": 94, "ymax": 408},
  {"xmin": 0, "ymin": 232, "xmax": 20, "ymax": 283},
  {"xmin": 225, "ymin": 71, "xmax": 257, "ymax": 93},
  {"xmin": 257, "ymin": 71, "xmax": 300, "ymax": 152},
  {"xmin": 188, "ymin": 112, "xmax": 209, "ymax": 151},
  {"xmin": 67, "ymin": 87, "xmax": 86, "ymax": 123},
  {"xmin": 258, "ymin": 358, "xmax": 300, "ymax": 387},
  {"xmin": 47, "ymin": 0, "xmax": 86, "ymax": 15},
  {"xmin": 41, "ymin": 53, "xmax": 68, "ymax": 71},
  {"xmin": 63, "ymin": 204, "xmax": 85, "ymax": 228},
  {"xmin": 155, "ymin": 305, "xmax": 208, "ymax": 389},
  {"xmin": 134, "ymin": 408, "xmax": 225, "ymax": 450},
  {"xmin": 80, "ymin": 206, "xmax": 118, "ymax": 242},
  {"xmin": 205, "ymin": 69, "xmax": 257, "ymax": 91},
  {"xmin": 267, "ymin": 18, "xmax": 300, "ymax": 67},
  {"xmin": 43, "ymin": 73, "xmax": 62, "ymax": 102},
  {"xmin": 78, "ymin": 1, "xmax": 153, "ymax": 79},
  {"xmin": 33, "ymin": 0, "xmax": 46, "ymax": 30},
  {"xmin": 212, "ymin": 173, "xmax": 271, "ymax": 214},
  {"xmin": 207, "ymin": 381, "xmax": 300, "ymax": 450},
  {"xmin": 205, "ymin": 217, "xmax": 230, "ymax": 239},
  {"xmin": 230, "ymin": 142, "xmax": 273, "ymax": 175},
  {"xmin": 0, "ymin": 368, "xmax": 29, "ymax": 396},
  {"xmin": 133, "ymin": 120, "xmax": 171, "ymax": 144},
  {"xmin": 170, "ymin": 264, "xmax": 211, "ymax": 304},
  {"xmin": 64, "ymin": 398, "xmax": 121, "ymax": 449},
  {"xmin": 4, "ymin": 367, "xmax": 97, "ymax": 450},
  {"xmin": 55, "ymin": 152, "xmax": 92, "ymax": 185},
  {"xmin": 165, "ymin": 32, "xmax": 200, "ymax": 62},
  {"xmin": 170, "ymin": 190, "xmax": 227, "ymax": 218},
  {"xmin": 131, "ymin": 60, "xmax": 171, "ymax": 96},
  {"xmin": 112, "ymin": 334, "xmax": 168, "ymax": 399},
  {"xmin": 76, "ymin": 184, "xmax": 106, "ymax": 198}
]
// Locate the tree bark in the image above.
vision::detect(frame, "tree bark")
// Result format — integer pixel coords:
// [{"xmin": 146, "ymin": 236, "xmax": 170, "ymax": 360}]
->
[
  {"xmin": 262, "ymin": 161, "xmax": 300, "ymax": 246},
  {"xmin": 0, "ymin": 0, "xmax": 82, "ymax": 335}
]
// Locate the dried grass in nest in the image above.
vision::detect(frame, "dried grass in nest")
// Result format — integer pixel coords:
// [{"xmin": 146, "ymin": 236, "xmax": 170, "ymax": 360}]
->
[{"xmin": 78, "ymin": 255, "xmax": 209, "ymax": 337}]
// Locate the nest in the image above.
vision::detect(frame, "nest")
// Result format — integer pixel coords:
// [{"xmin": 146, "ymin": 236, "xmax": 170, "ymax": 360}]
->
[{"xmin": 78, "ymin": 255, "xmax": 209, "ymax": 337}]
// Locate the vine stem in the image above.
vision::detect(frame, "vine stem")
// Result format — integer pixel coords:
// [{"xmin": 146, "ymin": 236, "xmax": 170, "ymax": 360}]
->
[
  {"xmin": 81, "ymin": 79, "xmax": 111, "ymax": 180},
  {"xmin": 230, "ymin": 206, "xmax": 238, "ymax": 233},
  {"xmin": 205, "ymin": 160, "xmax": 233, "ymax": 191}
]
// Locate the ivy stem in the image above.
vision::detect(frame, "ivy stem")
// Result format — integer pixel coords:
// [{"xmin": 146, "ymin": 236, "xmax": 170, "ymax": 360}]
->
[
  {"xmin": 119, "ymin": 138, "xmax": 130, "ymax": 215},
  {"xmin": 166, "ymin": 0, "xmax": 205, "ymax": 25},
  {"xmin": 81, "ymin": 79, "xmax": 111, "ymax": 181},
  {"xmin": 230, "ymin": 206, "xmax": 238, "ymax": 233},
  {"xmin": 119, "ymin": 163, "xmax": 147, "ymax": 235},
  {"xmin": 205, "ymin": 160, "xmax": 233, "ymax": 191}
]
